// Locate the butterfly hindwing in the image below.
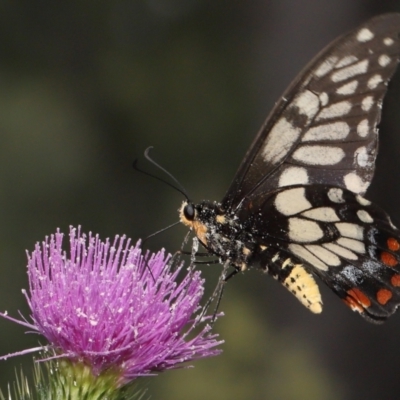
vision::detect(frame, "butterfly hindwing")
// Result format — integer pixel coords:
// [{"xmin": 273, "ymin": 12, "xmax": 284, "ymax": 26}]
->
[
  {"xmin": 222, "ymin": 13, "xmax": 400, "ymax": 211},
  {"xmin": 245, "ymin": 184, "xmax": 400, "ymax": 322}
]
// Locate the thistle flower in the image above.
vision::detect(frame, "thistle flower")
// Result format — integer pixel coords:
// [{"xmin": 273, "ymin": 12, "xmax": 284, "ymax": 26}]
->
[{"xmin": 0, "ymin": 227, "xmax": 222, "ymax": 397}]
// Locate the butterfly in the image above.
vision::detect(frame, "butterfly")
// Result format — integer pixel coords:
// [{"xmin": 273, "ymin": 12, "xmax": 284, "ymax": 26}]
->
[{"xmin": 179, "ymin": 13, "xmax": 400, "ymax": 323}]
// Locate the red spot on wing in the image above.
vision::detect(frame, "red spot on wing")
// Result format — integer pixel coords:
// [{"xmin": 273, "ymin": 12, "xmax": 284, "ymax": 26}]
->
[
  {"xmin": 347, "ymin": 288, "xmax": 371, "ymax": 308},
  {"xmin": 387, "ymin": 238, "xmax": 400, "ymax": 252},
  {"xmin": 377, "ymin": 289, "xmax": 393, "ymax": 305},
  {"xmin": 380, "ymin": 251, "xmax": 398, "ymax": 267},
  {"xmin": 343, "ymin": 297, "xmax": 364, "ymax": 313},
  {"xmin": 391, "ymin": 274, "xmax": 400, "ymax": 287}
]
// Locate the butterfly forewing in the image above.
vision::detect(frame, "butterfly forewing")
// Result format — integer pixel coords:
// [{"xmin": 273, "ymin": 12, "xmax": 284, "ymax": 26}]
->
[{"xmin": 222, "ymin": 13, "xmax": 400, "ymax": 211}]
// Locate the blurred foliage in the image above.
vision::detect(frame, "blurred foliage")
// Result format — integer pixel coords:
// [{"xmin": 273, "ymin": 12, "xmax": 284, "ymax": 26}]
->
[
  {"xmin": 0, "ymin": 1, "xmax": 400, "ymax": 400},
  {"xmin": 152, "ymin": 295, "xmax": 343, "ymax": 400}
]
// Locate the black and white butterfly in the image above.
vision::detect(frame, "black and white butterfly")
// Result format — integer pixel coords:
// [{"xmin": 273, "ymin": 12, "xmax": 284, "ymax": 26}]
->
[{"xmin": 179, "ymin": 13, "xmax": 400, "ymax": 323}]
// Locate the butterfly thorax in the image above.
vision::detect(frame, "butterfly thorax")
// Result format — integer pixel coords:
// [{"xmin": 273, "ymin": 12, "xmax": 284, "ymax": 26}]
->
[{"xmin": 179, "ymin": 200, "xmax": 255, "ymax": 270}]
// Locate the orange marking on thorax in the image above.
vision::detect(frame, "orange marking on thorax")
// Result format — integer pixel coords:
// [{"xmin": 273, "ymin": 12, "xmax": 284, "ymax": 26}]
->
[
  {"xmin": 192, "ymin": 221, "xmax": 208, "ymax": 246},
  {"xmin": 387, "ymin": 237, "xmax": 400, "ymax": 251},
  {"xmin": 216, "ymin": 215, "xmax": 225, "ymax": 224},
  {"xmin": 391, "ymin": 274, "xmax": 400, "ymax": 287},
  {"xmin": 380, "ymin": 251, "xmax": 398, "ymax": 267},
  {"xmin": 179, "ymin": 202, "xmax": 209, "ymax": 247},
  {"xmin": 377, "ymin": 289, "xmax": 392, "ymax": 305},
  {"xmin": 347, "ymin": 288, "xmax": 371, "ymax": 308}
]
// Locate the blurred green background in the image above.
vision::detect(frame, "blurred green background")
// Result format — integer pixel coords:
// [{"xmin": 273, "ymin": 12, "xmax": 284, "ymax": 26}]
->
[{"xmin": 0, "ymin": 1, "xmax": 400, "ymax": 399}]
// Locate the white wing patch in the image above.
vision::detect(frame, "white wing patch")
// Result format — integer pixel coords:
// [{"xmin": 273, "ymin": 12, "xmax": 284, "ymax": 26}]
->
[
  {"xmin": 316, "ymin": 101, "xmax": 352, "ymax": 120},
  {"xmin": 357, "ymin": 28, "xmax": 374, "ymax": 42},
  {"xmin": 336, "ymin": 80, "xmax": 358, "ymax": 95},
  {"xmin": 288, "ymin": 244, "xmax": 329, "ymax": 271},
  {"xmin": 361, "ymin": 96, "xmax": 374, "ymax": 111},
  {"xmin": 378, "ymin": 54, "xmax": 391, "ymax": 66},
  {"xmin": 293, "ymin": 90, "xmax": 320, "ymax": 121},
  {"xmin": 322, "ymin": 242, "xmax": 358, "ymax": 260},
  {"xmin": 328, "ymin": 188, "xmax": 345, "ymax": 203},
  {"xmin": 384, "ymin": 37, "xmax": 394, "ymax": 46},
  {"xmin": 319, "ymin": 92, "xmax": 329, "ymax": 106},
  {"xmin": 288, "ymin": 218, "xmax": 324, "ymax": 242},
  {"xmin": 261, "ymin": 118, "xmax": 301, "ymax": 164},
  {"xmin": 305, "ymin": 244, "xmax": 341, "ymax": 266},
  {"xmin": 301, "ymin": 207, "xmax": 340, "ymax": 222},
  {"xmin": 314, "ymin": 56, "xmax": 339, "ymax": 77},
  {"xmin": 274, "ymin": 187, "xmax": 312, "ymax": 216},
  {"xmin": 367, "ymin": 74, "xmax": 383, "ymax": 89},
  {"xmin": 292, "ymin": 145, "xmax": 345, "ymax": 165},
  {"xmin": 335, "ymin": 222, "xmax": 364, "ymax": 240},
  {"xmin": 302, "ymin": 122, "xmax": 349, "ymax": 141},
  {"xmin": 343, "ymin": 172, "xmax": 369, "ymax": 193},
  {"xmin": 357, "ymin": 209, "xmax": 374, "ymax": 223},
  {"xmin": 357, "ymin": 119, "xmax": 369, "ymax": 137},
  {"xmin": 336, "ymin": 55, "xmax": 358, "ymax": 68},
  {"xmin": 355, "ymin": 146, "xmax": 371, "ymax": 167},
  {"xmin": 331, "ymin": 59, "xmax": 369, "ymax": 82},
  {"xmin": 278, "ymin": 166, "xmax": 309, "ymax": 186},
  {"xmin": 336, "ymin": 237, "xmax": 366, "ymax": 254},
  {"xmin": 356, "ymin": 195, "xmax": 371, "ymax": 206}
]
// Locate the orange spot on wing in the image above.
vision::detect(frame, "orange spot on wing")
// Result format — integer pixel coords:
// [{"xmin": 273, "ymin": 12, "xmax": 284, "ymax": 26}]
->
[
  {"xmin": 380, "ymin": 251, "xmax": 398, "ymax": 267},
  {"xmin": 377, "ymin": 289, "xmax": 392, "ymax": 305},
  {"xmin": 347, "ymin": 288, "xmax": 371, "ymax": 308},
  {"xmin": 387, "ymin": 238, "xmax": 400, "ymax": 252},
  {"xmin": 391, "ymin": 274, "xmax": 400, "ymax": 287},
  {"xmin": 343, "ymin": 297, "xmax": 363, "ymax": 313}
]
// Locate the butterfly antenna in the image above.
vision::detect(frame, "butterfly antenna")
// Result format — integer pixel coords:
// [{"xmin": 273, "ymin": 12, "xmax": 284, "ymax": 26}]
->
[
  {"xmin": 133, "ymin": 146, "xmax": 190, "ymax": 201},
  {"xmin": 142, "ymin": 220, "xmax": 181, "ymax": 244}
]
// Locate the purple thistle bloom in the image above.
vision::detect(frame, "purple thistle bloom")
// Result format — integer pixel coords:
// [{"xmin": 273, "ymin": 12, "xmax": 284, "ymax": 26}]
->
[{"xmin": 1, "ymin": 227, "xmax": 222, "ymax": 385}]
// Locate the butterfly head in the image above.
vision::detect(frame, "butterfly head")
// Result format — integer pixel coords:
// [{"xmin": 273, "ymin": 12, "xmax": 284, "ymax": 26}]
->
[
  {"xmin": 180, "ymin": 201, "xmax": 196, "ymax": 223},
  {"xmin": 179, "ymin": 200, "xmax": 231, "ymax": 246},
  {"xmin": 180, "ymin": 201, "xmax": 227, "ymax": 227},
  {"xmin": 179, "ymin": 200, "xmax": 211, "ymax": 248}
]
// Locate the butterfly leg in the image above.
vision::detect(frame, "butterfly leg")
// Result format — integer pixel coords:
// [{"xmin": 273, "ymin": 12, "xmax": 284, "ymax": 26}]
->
[
  {"xmin": 178, "ymin": 232, "xmax": 220, "ymax": 262},
  {"xmin": 197, "ymin": 261, "xmax": 239, "ymax": 325},
  {"xmin": 178, "ymin": 250, "xmax": 220, "ymax": 263}
]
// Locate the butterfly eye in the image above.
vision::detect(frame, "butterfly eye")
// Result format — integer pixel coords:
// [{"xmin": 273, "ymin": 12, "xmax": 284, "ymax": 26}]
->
[
  {"xmin": 216, "ymin": 205, "xmax": 225, "ymax": 215},
  {"xmin": 184, "ymin": 203, "xmax": 195, "ymax": 221}
]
